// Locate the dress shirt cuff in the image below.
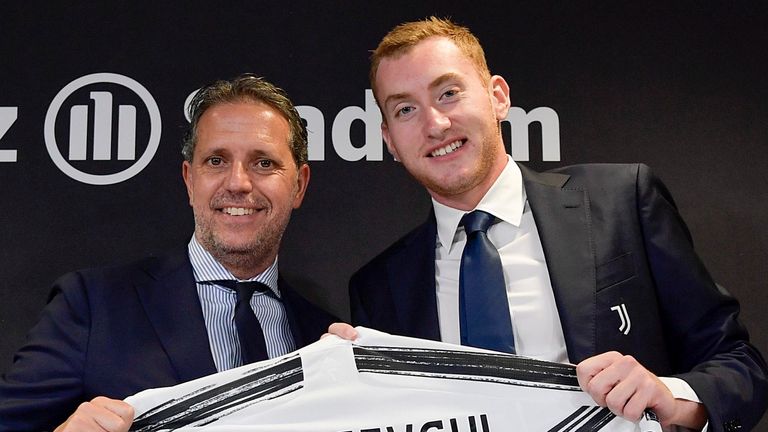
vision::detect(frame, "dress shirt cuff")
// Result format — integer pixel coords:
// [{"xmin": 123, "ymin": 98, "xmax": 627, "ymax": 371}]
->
[{"xmin": 658, "ymin": 377, "xmax": 708, "ymax": 432}]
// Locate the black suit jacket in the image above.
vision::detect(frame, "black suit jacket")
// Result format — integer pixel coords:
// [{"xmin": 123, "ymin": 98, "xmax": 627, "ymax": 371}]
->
[
  {"xmin": 0, "ymin": 248, "xmax": 337, "ymax": 431},
  {"xmin": 350, "ymin": 163, "xmax": 767, "ymax": 432}
]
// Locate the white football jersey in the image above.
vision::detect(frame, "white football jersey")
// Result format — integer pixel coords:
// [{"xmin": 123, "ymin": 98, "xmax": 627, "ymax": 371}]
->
[{"xmin": 126, "ymin": 327, "xmax": 661, "ymax": 432}]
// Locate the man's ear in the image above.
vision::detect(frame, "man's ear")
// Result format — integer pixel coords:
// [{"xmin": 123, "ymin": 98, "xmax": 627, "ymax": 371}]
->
[
  {"xmin": 292, "ymin": 163, "xmax": 310, "ymax": 208},
  {"xmin": 489, "ymin": 75, "xmax": 511, "ymax": 121},
  {"xmin": 182, "ymin": 161, "xmax": 194, "ymax": 205}
]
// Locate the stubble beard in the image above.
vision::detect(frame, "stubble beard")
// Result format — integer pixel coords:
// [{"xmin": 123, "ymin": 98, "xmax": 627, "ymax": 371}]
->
[
  {"xmin": 409, "ymin": 127, "xmax": 500, "ymax": 200},
  {"xmin": 194, "ymin": 201, "xmax": 293, "ymax": 277}
]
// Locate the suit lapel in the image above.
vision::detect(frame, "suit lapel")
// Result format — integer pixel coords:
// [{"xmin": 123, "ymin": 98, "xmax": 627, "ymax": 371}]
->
[
  {"xmin": 387, "ymin": 216, "xmax": 441, "ymax": 340},
  {"xmin": 134, "ymin": 249, "xmax": 217, "ymax": 381},
  {"xmin": 279, "ymin": 278, "xmax": 307, "ymax": 347},
  {"xmin": 279, "ymin": 276, "xmax": 331, "ymax": 348},
  {"xmin": 521, "ymin": 164, "xmax": 596, "ymax": 362}
]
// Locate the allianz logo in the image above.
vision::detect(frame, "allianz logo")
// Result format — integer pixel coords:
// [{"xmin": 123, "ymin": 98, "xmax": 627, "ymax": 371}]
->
[
  {"xmin": 43, "ymin": 73, "xmax": 162, "ymax": 185},
  {"xmin": 1, "ymin": 73, "xmax": 561, "ymax": 185}
]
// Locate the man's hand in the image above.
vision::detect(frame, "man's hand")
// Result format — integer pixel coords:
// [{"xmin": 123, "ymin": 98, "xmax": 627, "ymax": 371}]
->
[
  {"xmin": 576, "ymin": 352, "xmax": 706, "ymax": 430},
  {"xmin": 323, "ymin": 322, "xmax": 359, "ymax": 340},
  {"xmin": 54, "ymin": 396, "xmax": 134, "ymax": 432}
]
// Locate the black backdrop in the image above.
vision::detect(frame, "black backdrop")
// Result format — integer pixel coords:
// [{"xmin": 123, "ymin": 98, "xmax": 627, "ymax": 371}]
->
[{"xmin": 2, "ymin": 1, "xmax": 766, "ymax": 428}]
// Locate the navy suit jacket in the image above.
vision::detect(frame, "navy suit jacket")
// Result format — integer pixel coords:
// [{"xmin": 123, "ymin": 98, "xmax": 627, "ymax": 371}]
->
[
  {"xmin": 350, "ymin": 163, "xmax": 767, "ymax": 432},
  {"xmin": 0, "ymin": 248, "xmax": 337, "ymax": 431}
]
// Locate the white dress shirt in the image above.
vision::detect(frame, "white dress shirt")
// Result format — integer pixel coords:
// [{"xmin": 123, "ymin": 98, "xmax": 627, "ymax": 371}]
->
[
  {"xmin": 434, "ymin": 157, "xmax": 568, "ymax": 363},
  {"xmin": 188, "ymin": 237, "xmax": 296, "ymax": 372}
]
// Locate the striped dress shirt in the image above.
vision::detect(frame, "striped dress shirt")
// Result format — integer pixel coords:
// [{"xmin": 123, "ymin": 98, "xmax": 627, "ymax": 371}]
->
[{"xmin": 188, "ymin": 237, "xmax": 296, "ymax": 372}]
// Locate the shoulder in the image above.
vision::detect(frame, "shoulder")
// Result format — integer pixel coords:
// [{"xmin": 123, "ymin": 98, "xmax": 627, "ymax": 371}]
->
[
  {"xmin": 544, "ymin": 163, "xmax": 651, "ymax": 186},
  {"xmin": 529, "ymin": 163, "xmax": 667, "ymax": 199},
  {"xmin": 351, "ymin": 216, "xmax": 435, "ymax": 282},
  {"xmin": 50, "ymin": 248, "xmax": 190, "ymax": 300}
]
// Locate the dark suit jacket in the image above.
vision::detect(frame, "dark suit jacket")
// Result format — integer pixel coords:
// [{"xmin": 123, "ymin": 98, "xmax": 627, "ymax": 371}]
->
[
  {"xmin": 0, "ymin": 248, "xmax": 337, "ymax": 431},
  {"xmin": 350, "ymin": 163, "xmax": 767, "ymax": 432}
]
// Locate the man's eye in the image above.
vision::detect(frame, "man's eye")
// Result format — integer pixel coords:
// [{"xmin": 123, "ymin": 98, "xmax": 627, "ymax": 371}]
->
[
  {"xmin": 258, "ymin": 159, "xmax": 273, "ymax": 168},
  {"xmin": 397, "ymin": 106, "xmax": 414, "ymax": 116},
  {"xmin": 441, "ymin": 89, "xmax": 458, "ymax": 99},
  {"xmin": 208, "ymin": 157, "xmax": 223, "ymax": 166}
]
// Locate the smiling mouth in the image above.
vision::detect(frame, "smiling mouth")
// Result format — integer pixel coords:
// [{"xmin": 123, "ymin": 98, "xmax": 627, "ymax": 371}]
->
[
  {"xmin": 221, "ymin": 207, "xmax": 255, "ymax": 216},
  {"xmin": 429, "ymin": 140, "xmax": 465, "ymax": 157}
]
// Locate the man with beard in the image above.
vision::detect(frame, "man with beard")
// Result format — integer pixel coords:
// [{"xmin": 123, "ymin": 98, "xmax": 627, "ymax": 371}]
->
[
  {"xmin": 0, "ymin": 74, "xmax": 337, "ymax": 431},
  {"xmin": 331, "ymin": 17, "xmax": 768, "ymax": 431}
]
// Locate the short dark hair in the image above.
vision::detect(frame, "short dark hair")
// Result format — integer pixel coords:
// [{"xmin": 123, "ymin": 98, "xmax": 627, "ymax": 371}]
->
[{"xmin": 183, "ymin": 74, "xmax": 308, "ymax": 166}]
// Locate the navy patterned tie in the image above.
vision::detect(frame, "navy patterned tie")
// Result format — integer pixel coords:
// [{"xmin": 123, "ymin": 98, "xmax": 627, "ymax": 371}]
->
[
  {"xmin": 214, "ymin": 280, "xmax": 271, "ymax": 364},
  {"xmin": 459, "ymin": 210, "xmax": 516, "ymax": 353}
]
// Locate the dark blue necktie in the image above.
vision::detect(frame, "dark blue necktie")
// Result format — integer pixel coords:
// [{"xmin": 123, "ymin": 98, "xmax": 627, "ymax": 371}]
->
[
  {"xmin": 459, "ymin": 210, "xmax": 516, "ymax": 353},
  {"xmin": 214, "ymin": 280, "xmax": 271, "ymax": 364}
]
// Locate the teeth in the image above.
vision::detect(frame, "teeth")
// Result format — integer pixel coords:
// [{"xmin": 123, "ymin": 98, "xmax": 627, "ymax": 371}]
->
[
  {"xmin": 222, "ymin": 207, "xmax": 254, "ymax": 216},
  {"xmin": 431, "ymin": 140, "xmax": 463, "ymax": 157}
]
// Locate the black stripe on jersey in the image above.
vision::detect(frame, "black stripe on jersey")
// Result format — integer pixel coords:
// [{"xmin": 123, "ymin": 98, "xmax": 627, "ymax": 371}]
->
[
  {"xmin": 353, "ymin": 346, "xmax": 580, "ymax": 390},
  {"xmin": 546, "ymin": 406, "xmax": 620, "ymax": 432},
  {"xmin": 574, "ymin": 407, "xmax": 615, "ymax": 431},
  {"xmin": 130, "ymin": 354, "xmax": 303, "ymax": 432},
  {"xmin": 548, "ymin": 406, "xmax": 598, "ymax": 432}
]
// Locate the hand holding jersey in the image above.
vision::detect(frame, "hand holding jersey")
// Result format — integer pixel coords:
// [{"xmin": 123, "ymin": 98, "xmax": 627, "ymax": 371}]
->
[
  {"xmin": 577, "ymin": 352, "xmax": 707, "ymax": 430},
  {"xmin": 54, "ymin": 396, "xmax": 134, "ymax": 432}
]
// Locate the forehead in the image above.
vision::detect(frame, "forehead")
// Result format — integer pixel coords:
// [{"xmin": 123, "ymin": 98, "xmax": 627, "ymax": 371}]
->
[
  {"xmin": 196, "ymin": 101, "xmax": 290, "ymax": 149},
  {"xmin": 375, "ymin": 37, "xmax": 481, "ymax": 96}
]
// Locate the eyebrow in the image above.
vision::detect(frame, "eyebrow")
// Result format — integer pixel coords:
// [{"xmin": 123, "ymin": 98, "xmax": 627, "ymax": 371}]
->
[
  {"xmin": 428, "ymin": 72, "xmax": 461, "ymax": 91},
  {"xmin": 197, "ymin": 147, "xmax": 276, "ymax": 161},
  {"xmin": 383, "ymin": 72, "xmax": 463, "ymax": 110},
  {"xmin": 383, "ymin": 92, "xmax": 411, "ymax": 111}
]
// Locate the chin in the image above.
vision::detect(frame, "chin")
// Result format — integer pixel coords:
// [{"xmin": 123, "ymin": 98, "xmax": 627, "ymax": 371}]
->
[
  {"xmin": 221, "ymin": 240, "xmax": 260, "ymax": 254},
  {"xmin": 207, "ymin": 233, "xmax": 254, "ymax": 253}
]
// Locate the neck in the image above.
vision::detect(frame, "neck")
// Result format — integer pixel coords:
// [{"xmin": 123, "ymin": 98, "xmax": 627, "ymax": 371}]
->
[
  {"xmin": 431, "ymin": 153, "xmax": 509, "ymax": 211},
  {"xmin": 206, "ymin": 246, "xmax": 275, "ymax": 280}
]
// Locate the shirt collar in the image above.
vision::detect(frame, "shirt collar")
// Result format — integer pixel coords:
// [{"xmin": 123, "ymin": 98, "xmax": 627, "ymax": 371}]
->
[
  {"xmin": 433, "ymin": 156, "xmax": 526, "ymax": 255},
  {"xmin": 187, "ymin": 236, "xmax": 280, "ymax": 296}
]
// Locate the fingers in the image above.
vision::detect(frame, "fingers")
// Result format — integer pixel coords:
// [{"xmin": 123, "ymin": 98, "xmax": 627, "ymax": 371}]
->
[
  {"xmin": 601, "ymin": 362, "xmax": 659, "ymax": 421},
  {"xmin": 55, "ymin": 397, "xmax": 134, "ymax": 432},
  {"xmin": 576, "ymin": 352, "xmax": 674, "ymax": 422},
  {"xmin": 578, "ymin": 352, "xmax": 639, "ymax": 407},
  {"xmin": 93, "ymin": 397, "xmax": 134, "ymax": 430},
  {"xmin": 576, "ymin": 351, "xmax": 623, "ymax": 392},
  {"xmin": 323, "ymin": 322, "xmax": 359, "ymax": 340}
]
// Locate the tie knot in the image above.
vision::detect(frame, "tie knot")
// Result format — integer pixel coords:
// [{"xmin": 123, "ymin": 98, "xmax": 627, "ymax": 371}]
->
[
  {"xmin": 461, "ymin": 210, "xmax": 495, "ymax": 234},
  {"xmin": 212, "ymin": 280, "xmax": 271, "ymax": 302}
]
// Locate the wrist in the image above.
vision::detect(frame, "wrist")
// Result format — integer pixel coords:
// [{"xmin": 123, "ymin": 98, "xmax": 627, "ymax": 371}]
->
[{"xmin": 667, "ymin": 399, "xmax": 708, "ymax": 431}]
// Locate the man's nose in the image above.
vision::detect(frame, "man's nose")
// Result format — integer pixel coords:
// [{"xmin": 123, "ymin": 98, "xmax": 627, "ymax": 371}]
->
[
  {"xmin": 226, "ymin": 162, "xmax": 253, "ymax": 193},
  {"xmin": 425, "ymin": 106, "xmax": 451, "ymax": 138}
]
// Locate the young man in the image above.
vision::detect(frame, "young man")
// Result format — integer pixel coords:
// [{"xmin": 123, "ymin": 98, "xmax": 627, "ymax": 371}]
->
[
  {"xmin": 337, "ymin": 17, "xmax": 767, "ymax": 431},
  {"xmin": 0, "ymin": 75, "xmax": 337, "ymax": 431}
]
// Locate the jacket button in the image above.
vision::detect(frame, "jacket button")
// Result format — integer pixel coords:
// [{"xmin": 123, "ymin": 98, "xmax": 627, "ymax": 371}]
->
[{"xmin": 724, "ymin": 419, "xmax": 742, "ymax": 431}]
